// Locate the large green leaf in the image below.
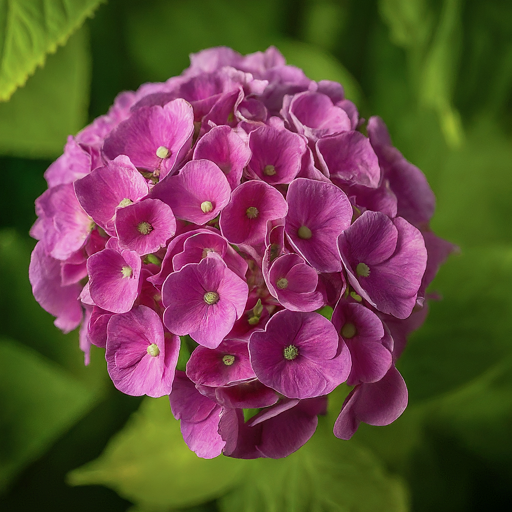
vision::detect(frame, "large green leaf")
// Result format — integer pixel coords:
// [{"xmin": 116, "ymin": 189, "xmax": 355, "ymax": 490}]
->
[
  {"xmin": 427, "ymin": 354, "xmax": 512, "ymax": 472},
  {"xmin": 378, "ymin": 0, "xmax": 464, "ymax": 147},
  {"xmin": 219, "ymin": 418, "xmax": 408, "ymax": 512},
  {"xmin": 0, "ymin": 337, "xmax": 99, "ymax": 492},
  {"xmin": 0, "ymin": 230, "xmax": 107, "ymax": 389},
  {"xmin": 431, "ymin": 117, "xmax": 512, "ymax": 248},
  {"xmin": 68, "ymin": 396, "xmax": 247, "ymax": 511},
  {"xmin": 0, "ymin": 0, "xmax": 103, "ymax": 101},
  {"xmin": 399, "ymin": 246, "xmax": 512, "ymax": 403},
  {"xmin": 0, "ymin": 26, "xmax": 91, "ymax": 158}
]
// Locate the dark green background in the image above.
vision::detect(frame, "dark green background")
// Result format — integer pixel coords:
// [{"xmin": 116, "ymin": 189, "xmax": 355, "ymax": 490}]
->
[{"xmin": 1, "ymin": 0, "xmax": 511, "ymax": 510}]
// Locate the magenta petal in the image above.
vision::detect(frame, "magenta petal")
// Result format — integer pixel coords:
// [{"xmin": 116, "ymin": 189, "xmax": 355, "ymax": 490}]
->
[
  {"xmin": 170, "ymin": 371, "xmax": 217, "ymax": 422},
  {"xmin": 215, "ymin": 380, "xmax": 278, "ymax": 409},
  {"xmin": 115, "ymin": 198, "xmax": 176, "ymax": 255},
  {"xmin": 267, "ymin": 253, "xmax": 324, "ymax": 312},
  {"xmin": 368, "ymin": 116, "xmax": 435, "ymax": 225},
  {"xmin": 254, "ymin": 397, "xmax": 327, "ymax": 458},
  {"xmin": 287, "ymin": 91, "xmax": 351, "ymax": 140},
  {"xmin": 87, "ymin": 248, "xmax": 142, "ymax": 313},
  {"xmin": 193, "ymin": 125, "xmax": 251, "ymax": 190},
  {"xmin": 34, "ymin": 184, "xmax": 92, "ymax": 261},
  {"xmin": 74, "ymin": 155, "xmax": 149, "ymax": 236},
  {"xmin": 249, "ymin": 310, "xmax": 346, "ymax": 399},
  {"xmin": 186, "ymin": 339, "xmax": 255, "ymax": 387},
  {"xmin": 162, "ymin": 256, "xmax": 248, "ymax": 348},
  {"xmin": 285, "ymin": 178, "xmax": 352, "ymax": 272},
  {"xmin": 339, "ymin": 212, "xmax": 427, "ymax": 318},
  {"xmin": 317, "ymin": 131, "xmax": 381, "ymax": 188},
  {"xmin": 333, "ymin": 366, "xmax": 408, "ymax": 440},
  {"xmin": 247, "ymin": 125, "xmax": 307, "ymax": 185},
  {"xmin": 181, "ymin": 407, "xmax": 225, "ymax": 459},
  {"xmin": 220, "ymin": 180, "xmax": 288, "ymax": 245},
  {"xmin": 44, "ymin": 136, "xmax": 91, "ymax": 187},
  {"xmin": 29, "ymin": 242, "xmax": 82, "ymax": 333},
  {"xmin": 151, "ymin": 159, "xmax": 231, "ymax": 224},
  {"xmin": 106, "ymin": 306, "xmax": 179, "ymax": 397},
  {"xmin": 103, "ymin": 99, "xmax": 194, "ymax": 179}
]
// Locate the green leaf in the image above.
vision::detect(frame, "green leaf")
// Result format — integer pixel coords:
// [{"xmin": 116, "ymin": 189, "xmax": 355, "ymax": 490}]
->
[
  {"xmin": 277, "ymin": 40, "xmax": 362, "ymax": 105},
  {"xmin": 0, "ymin": 0, "xmax": 103, "ymax": 101},
  {"xmin": 0, "ymin": 26, "xmax": 91, "ymax": 158},
  {"xmin": 399, "ymin": 246, "xmax": 512, "ymax": 403},
  {"xmin": 428, "ymin": 355, "xmax": 512, "ymax": 471},
  {"xmin": 378, "ymin": 0, "xmax": 464, "ymax": 147},
  {"xmin": 431, "ymin": 117, "xmax": 512, "ymax": 248},
  {"xmin": 0, "ymin": 337, "xmax": 99, "ymax": 492},
  {"xmin": 68, "ymin": 396, "xmax": 247, "ymax": 511},
  {"xmin": 0, "ymin": 230, "xmax": 107, "ymax": 390},
  {"xmin": 219, "ymin": 418, "xmax": 408, "ymax": 512}
]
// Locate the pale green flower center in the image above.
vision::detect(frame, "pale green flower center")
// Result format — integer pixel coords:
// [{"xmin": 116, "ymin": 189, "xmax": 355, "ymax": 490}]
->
[
  {"xmin": 263, "ymin": 164, "xmax": 276, "ymax": 176},
  {"xmin": 204, "ymin": 291, "xmax": 219, "ymax": 305},
  {"xmin": 121, "ymin": 266, "xmax": 132, "ymax": 278},
  {"xmin": 246, "ymin": 206, "xmax": 259, "ymax": 219},
  {"xmin": 137, "ymin": 221, "xmax": 153, "ymax": 235},
  {"xmin": 283, "ymin": 344, "xmax": 299, "ymax": 360},
  {"xmin": 222, "ymin": 354, "xmax": 235, "ymax": 366},
  {"xmin": 356, "ymin": 262, "xmax": 370, "ymax": 277},
  {"xmin": 297, "ymin": 225, "xmax": 312, "ymax": 240},
  {"xmin": 201, "ymin": 201, "xmax": 214, "ymax": 213},
  {"xmin": 156, "ymin": 146, "xmax": 170, "ymax": 159},
  {"xmin": 147, "ymin": 344, "xmax": 160, "ymax": 357},
  {"xmin": 118, "ymin": 198, "xmax": 133, "ymax": 208},
  {"xmin": 341, "ymin": 322, "xmax": 357, "ymax": 339},
  {"xmin": 276, "ymin": 277, "xmax": 288, "ymax": 290}
]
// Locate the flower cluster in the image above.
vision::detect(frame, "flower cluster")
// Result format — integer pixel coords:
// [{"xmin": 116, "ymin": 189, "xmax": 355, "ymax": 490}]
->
[{"xmin": 29, "ymin": 46, "xmax": 453, "ymax": 459}]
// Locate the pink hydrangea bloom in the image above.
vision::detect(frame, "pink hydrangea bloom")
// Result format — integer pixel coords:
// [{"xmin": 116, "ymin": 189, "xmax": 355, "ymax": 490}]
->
[{"xmin": 29, "ymin": 45, "xmax": 453, "ymax": 459}]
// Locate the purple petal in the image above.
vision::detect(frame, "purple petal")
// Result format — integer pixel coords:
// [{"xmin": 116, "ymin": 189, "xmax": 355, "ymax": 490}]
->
[
  {"xmin": 151, "ymin": 159, "xmax": 231, "ymax": 224},
  {"xmin": 115, "ymin": 198, "xmax": 176, "ymax": 255},
  {"xmin": 87, "ymin": 248, "xmax": 142, "ymax": 313},
  {"xmin": 29, "ymin": 242, "xmax": 82, "ymax": 332},
  {"xmin": 74, "ymin": 155, "xmax": 149, "ymax": 236},
  {"xmin": 106, "ymin": 306, "xmax": 179, "ymax": 397},
  {"xmin": 103, "ymin": 99, "xmax": 194, "ymax": 179},
  {"xmin": 317, "ymin": 131, "xmax": 381, "ymax": 188},
  {"xmin": 285, "ymin": 178, "xmax": 352, "ymax": 272},
  {"xmin": 334, "ymin": 366, "xmax": 408, "ymax": 439}
]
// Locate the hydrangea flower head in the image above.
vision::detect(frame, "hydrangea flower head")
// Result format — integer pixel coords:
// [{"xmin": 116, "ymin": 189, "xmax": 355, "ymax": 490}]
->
[{"xmin": 29, "ymin": 46, "xmax": 453, "ymax": 459}]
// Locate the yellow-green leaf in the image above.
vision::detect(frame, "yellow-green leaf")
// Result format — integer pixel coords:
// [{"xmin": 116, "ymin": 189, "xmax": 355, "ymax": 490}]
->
[
  {"xmin": 0, "ymin": 337, "xmax": 99, "ymax": 492},
  {"xmin": 0, "ymin": 26, "xmax": 91, "ymax": 158},
  {"xmin": 0, "ymin": 0, "xmax": 103, "ymax": 101},
  {"xmin": 68, "ymin": 396, "xmax": 247, "ymax": 511}
]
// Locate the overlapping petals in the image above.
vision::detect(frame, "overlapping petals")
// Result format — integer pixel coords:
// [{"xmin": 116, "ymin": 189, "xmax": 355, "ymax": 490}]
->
[{"xmin": 29, "ymin": 45, "xmax": 450, "ymax": 460}]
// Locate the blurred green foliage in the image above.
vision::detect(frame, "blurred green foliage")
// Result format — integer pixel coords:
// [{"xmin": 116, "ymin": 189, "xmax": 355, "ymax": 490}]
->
[{"xmin": 0, "ymin": 0, "xmax": 511, "ymax": 510}]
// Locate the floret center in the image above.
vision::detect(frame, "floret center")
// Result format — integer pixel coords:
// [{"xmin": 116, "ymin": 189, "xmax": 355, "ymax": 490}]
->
[
  {"xmin": 137, "ymin": 221, "xmax": 153, "ymax": 235},
  {"xmin": 118, "ymin": 198, "xmax": 133, "ymax": 208},
  {"xmin": 284, "ymin": 345, "xmax": 299, "ymax": 360},
  {"xmin": 276, "ymin": 277, "xmax": 289, "ymax": 290},
  {"xmin": 356, "ymin": 262, "xmax": 370, "ymax": 277},
  {"xmin": 297, "ymin": 225, "xmax": 312, "ymax": 240},
  {"xmin": 246, "ymin": 206, "xmax": 259, "ymax": 219},
  {"xmin": 156, "ymin": 146, "xmax": 170, "ymax": 159},
  {"xmin": 263, "ymin": 164, "xmax": 276, "ymax": 176},
  {"xmin": 222, "ymin": 354, "xmax": 235, "ymax": 366},
  {"xmin": 121, "ymin": 266, "xmax": 132, "ymax": 278},
  {"xmin": 201, "ymin": 201, "xmax": 214, "ymax": 213},
  {"xmin": 341, "ymin": 322, "xmax": 357, "ymax": 339},
  {"xmin": 204, "ymin": 291, "xmax": 220, "ymax": 305},
  {"xmin": 147, "ymin": 343, "xmax": 160, "ymax": 357}
]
